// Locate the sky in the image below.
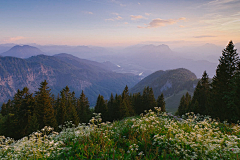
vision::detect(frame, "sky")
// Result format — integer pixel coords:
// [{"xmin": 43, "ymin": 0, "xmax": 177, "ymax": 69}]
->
[{"xmin": 0, "ymin": 0, "xmax": 240, "ymax": 48}]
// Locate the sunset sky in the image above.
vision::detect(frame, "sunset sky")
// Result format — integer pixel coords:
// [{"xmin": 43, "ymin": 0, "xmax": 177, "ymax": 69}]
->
[{"xmin": 1, "ymin": 0, "xmax": 240, "ymax": 48}]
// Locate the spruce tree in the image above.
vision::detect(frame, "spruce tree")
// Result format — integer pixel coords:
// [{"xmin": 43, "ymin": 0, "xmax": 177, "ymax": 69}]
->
[
  {"xmin": 142, "ymin": 87, "xmax": 156, "ymax": 112},
  {"xmin": 57, "ymin": 86, "xmax": 79, "ymax": 126},
  {"xmin": 35, "ymin": 80, "xmax": 57, "ymax": 129},
  {"xmin": 2, "ymin": 87, "xmax": 35, "ymax": 139},
  {"xmin": 122, "ymin": 85, "xmax": 134, "ymax": 116},
  {"xmin": 78, "ymin": 90, "xmax": 91, "ymax": 123},
  {"xmin": 177, "ymin": 92, "xmax": 191, "ymax": 116},
  {"xmin": 224, "ymin": 53, "xmax": 240, "ymax": 122},
  {"xmin": 132, "ymin": 92, "xmax": 143, "ymax": 115},
  {"xmin": 107, "ymin": 93, "xmax": 115, "ymax": 121},
  {"xmin": 28, "ymin": 112, "xmax": 39, "ymax": 134},
  {"xmin": 190, "ymin": 71, "xmax": 210, "ymax": 115},
  {"xmin": 56, "ymin": 92, "xmax": 67, "ymax": 126},
  {"xmin": 210, "ymin": 41, "xmax": 239, "ymax": 121},
  {"xmin": 157, "ymin": 93, "xmax": 166, "ymax": 112},
  {"xmin": 95, "ymin": 95, "xmax": 108, "ymax": 121},
  {"xmin": 177, "ymin": 95, "xmax": 186, "ymax": 116}
]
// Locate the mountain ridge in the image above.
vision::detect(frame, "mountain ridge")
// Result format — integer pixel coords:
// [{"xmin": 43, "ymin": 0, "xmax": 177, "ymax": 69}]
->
[
  {"xmin": 130, "ymin": 68, "xmax": 199, "ymax": 113},
  {"xmin": 0, "ymin": 54, "xmax": 140, "ymax": 105},
  {"xmin": 1, "ymin": 45, "xmax": 45, "ymax": 58}
]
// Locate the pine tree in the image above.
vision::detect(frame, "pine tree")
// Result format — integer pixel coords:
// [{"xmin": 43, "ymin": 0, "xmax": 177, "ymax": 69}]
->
[
  {"xmin": 57, "ymin": 86, "xmax": 79, "ymax": 125},
  {"xmin": 122, "ymin": 85, "xmax": 135, "ymax": 116},
  {"xmin": 107, "ymin": 93, "xmax": 115, "ymax": 121},
  {"xmin": 95, "ymin": 95, "xmax": 108, "ymax": 121},
  {"xmin": 190, "ymin": 71, "xmax": 210, "ymax": 115},
  {"xmin": 113, "ymin": 94, "xmax": 121, "ymax": 120},
  {"xmin": 35, "ymin": 80, "xmax": 57, "ymax": 129},
  {"xmin": 78, "ymin": 90, "xmax": 91, "ymax": 123},
  {"xmin": 27, "ymin": 112, "xmax": 39, "ymax": 134},
  {"xmin": 2, "ymin": 87, "xmax": 35, "ymax": 139},
  {"xmin": 177, "ymin": 92, "xmax": 191, "ymax": 116},
  {"xmin": 210, "ymin": 41, "xmax": 239, "ymax": 121},
  {"xmin": 56, "ymin": 92, "xmax": 67, "ymax": 126},
  {"xmin": 132, "ymin": 92, "xmax": 143, "ymax": 115},
  {"xmin": 157, "ymin": 93, "xmax": 166, "ymax": 112},
  {"xmin": 142, "ymin": 87, "xmax": 156, "ymax": 112},
  {"xmin": 177, "ymin": 95, "xmax": 186, "ymax": 116},
  {"xmin": 224, "ymin": 52, "xmax": 240, "ymax": 122}
]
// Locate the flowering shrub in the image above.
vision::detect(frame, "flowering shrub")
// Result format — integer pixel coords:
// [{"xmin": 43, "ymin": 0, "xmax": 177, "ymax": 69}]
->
[{"xmin": 1, "ymin": 109, "xmax": 240, "ymax": 159}]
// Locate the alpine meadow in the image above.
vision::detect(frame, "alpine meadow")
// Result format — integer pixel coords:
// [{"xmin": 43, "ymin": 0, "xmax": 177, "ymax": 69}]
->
[{"xmin": 1, "ymin": 0, "xmax": 240, "ymax": 159}]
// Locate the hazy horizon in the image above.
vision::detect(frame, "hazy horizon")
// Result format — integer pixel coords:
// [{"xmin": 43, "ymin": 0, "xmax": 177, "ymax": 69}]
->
[{"xmin": 1, "ymin": 0, "xmax": 240, "ymax": 48}]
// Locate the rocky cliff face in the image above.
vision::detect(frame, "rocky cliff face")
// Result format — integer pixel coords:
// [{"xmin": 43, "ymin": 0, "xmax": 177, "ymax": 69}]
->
[
  {"xmin": 0, "ymin": 59, "xmax": 57, "ymax": 102},
  {"xmin": 0, "ymin": 55, "xmax": 139, "ymax": 105}
]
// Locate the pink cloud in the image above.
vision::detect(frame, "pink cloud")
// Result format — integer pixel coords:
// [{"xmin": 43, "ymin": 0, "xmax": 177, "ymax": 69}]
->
[
  {"xmin": 131, "ymin": 15, "xmax": 145, "ymax": 20},
  {"xmin": 138, "ymin": 17, "xmax": 186, "ymax": 28},
  {"xmin": 4, "ymin": 36, "xmax": 26, "ymax": 42}
]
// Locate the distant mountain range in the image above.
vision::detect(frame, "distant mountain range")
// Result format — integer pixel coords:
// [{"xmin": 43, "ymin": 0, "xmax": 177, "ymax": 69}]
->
[
  {"xmin": 130, "ymin": 68, "xmax": 199, "ymax": 113},
  {"xmin": 0, "ymin": 54, "xmax": 140, "ymax": 105},
  {"xmin": 1, "ymin": 45, "xmax": 45, "ymax": 58},
  {"xmin": 1, "ymin": 42, "xmax": 239, "ymax": 79}
]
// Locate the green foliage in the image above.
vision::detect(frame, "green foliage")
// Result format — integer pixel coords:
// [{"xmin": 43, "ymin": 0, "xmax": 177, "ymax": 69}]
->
[
  {"xmin": 165, "ymin": 90, "xmax": 193, "ymax": 113},
  {"xmin": 130, "ymin": 68, "xmax": 197, "ymax": 98},
  {"xmin": 189, "ymin": 71, "xmax": 210, "ymax": 115},
  {"xmin": 177, "ymin": 92, "xmax": 191, "ymax": 116},
  {"xmin": 1, "ymin": 110, "xmax": 240, "ymax": 159},
  {"xmin": 77, "ymin": 90, "xmax": 91, "ymax": 123},
  {"xmin": 176, "ymin": 41, "xmax": 240, "ymax": 122},
  {"xmin": 157, "ymin": 93, "xmax": 166, "ymax": 112},
  {"xmin": 35, "ymin": 80, "xmax": 57, "ymax": 129},
  {"xmin": 210, "ymin": 41, "xmax": 239, "ymax": 122},
  {"xmin": 95, "ymin": 95, "xmax": 108, "ymax": 121}
]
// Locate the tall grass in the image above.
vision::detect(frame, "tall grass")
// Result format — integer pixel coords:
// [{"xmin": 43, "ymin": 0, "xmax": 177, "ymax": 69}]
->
[{"xmin": 1, "ymin": 108, "xmax": 240, "ymax": 159}]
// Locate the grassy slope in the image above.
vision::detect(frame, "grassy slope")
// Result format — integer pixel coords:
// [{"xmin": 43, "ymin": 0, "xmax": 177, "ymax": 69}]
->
[{"xmin": 165, "ymin": 90, "xmax": 193, "ymax": 114}]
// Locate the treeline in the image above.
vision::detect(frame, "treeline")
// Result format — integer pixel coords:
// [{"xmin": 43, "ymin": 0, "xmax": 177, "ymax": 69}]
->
[
  {"xmin": 177, "ymin": 41, "xmax": 240, "ymax": 123},
  {"xmin": 0, "ymin": 81, "xmax": 166, "ymax": 139}
]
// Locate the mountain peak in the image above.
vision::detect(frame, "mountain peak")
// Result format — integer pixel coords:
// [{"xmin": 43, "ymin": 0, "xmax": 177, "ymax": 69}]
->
[{"xmin": 1, "ymin": 45, "xmax": 45, "ymax": 58}]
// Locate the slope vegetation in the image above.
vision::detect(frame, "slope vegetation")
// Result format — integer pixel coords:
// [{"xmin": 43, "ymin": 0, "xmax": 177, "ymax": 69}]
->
[{"xmin": 130, "ymin": 68, "xmax": 198, "ymax": 112}]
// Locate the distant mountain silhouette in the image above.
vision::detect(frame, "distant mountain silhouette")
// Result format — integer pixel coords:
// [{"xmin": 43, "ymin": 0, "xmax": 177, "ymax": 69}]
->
[{"xmin": 1, "ymin": 45, "xmax": 45, "ymax": 58}]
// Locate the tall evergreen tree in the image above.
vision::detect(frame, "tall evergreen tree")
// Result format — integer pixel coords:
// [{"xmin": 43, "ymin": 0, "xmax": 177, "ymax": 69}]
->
[
  {"xmin": 95, "ymin": 95, "xmax": 108, "ymax": 121},
  {"xmin": 177, "ymin": 95, "xmax": 186, "ymax": 116},
  {"xmin": 122, "ymin": 85, "xmax": 135, "ymax": 116},
  {"xmin": 107, "ymin": 93, "xmax": 115, "ymax": 121},
  {"xmin": 56, "ymin": 92, "xmax": 67, "ymax": 126},
  {"xmin": 2, "ymin": 87, "xmax": 36, "ymax": 139},
  {"xmin": 28, "ymin": 112, "xmax": 39, "ymax": 134},
  {"xmin": 132, "ymin": 92, "xmax": 143, "ymax": 115},
  {"xmin": 210, "ymin": 41, "xmax": 239, "ymax": 121},
  {"xmin": 142, "ymin": 87, "xmax": 156, "ymax": 112},
  {"xmin": 224, "ymin": 52, "xmax": 240, "ymax": 122},
  {"xmin": 78, "ymin": 90, "xmax": 91, "ymax": 123},
  {"xmin": 189, "ymin": 71, "xmax": 210, "ymax": 115},
  {"xmin": 57, "ymin": 86, "xmax": 79, "ymax": 125},
  {"xmin": 177, "ymin": 92, "xmax": 191, "ymax": 116},
  {"xmin": 113, "ymin": 94, "xmax": 122, "ymax": 120},
  {"xmin": 35, "ymin": 80, "xmax": 57, "ymax": 129}
]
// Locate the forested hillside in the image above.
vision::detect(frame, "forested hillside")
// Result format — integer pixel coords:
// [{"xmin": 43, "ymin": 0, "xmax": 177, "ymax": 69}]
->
[
  {"xmin": 130, "ymin": 68, "xmax": 198, "ymax": 113},
  {"xmin": 0, "ymin": 81, "xmax": 166, "ymax": 139}
]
